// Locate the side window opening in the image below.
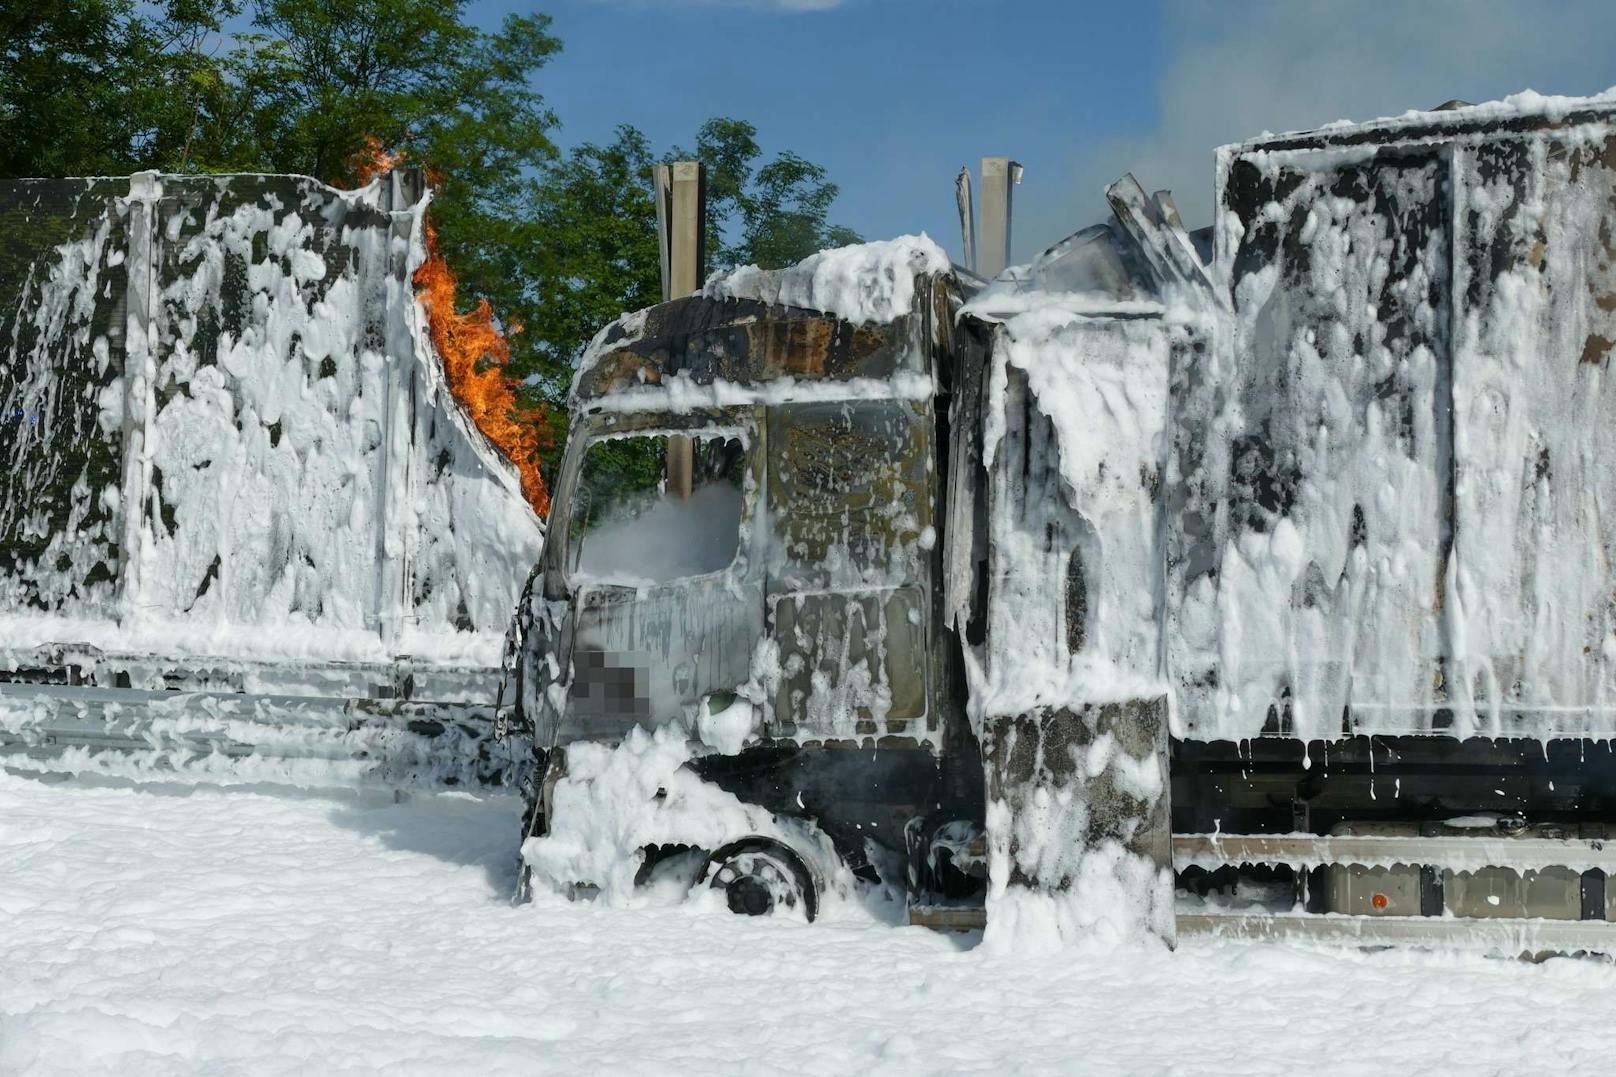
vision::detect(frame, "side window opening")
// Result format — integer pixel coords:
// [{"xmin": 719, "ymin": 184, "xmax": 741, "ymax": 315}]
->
[{"xmin": 568, "ymin": 432, "xmax": 747, "ymax": 586}]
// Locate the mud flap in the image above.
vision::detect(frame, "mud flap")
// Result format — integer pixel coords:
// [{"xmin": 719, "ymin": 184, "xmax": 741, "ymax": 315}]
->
[{"xmin": 981, "ymin": 697, "xmax": 1174, "ymax": 947}]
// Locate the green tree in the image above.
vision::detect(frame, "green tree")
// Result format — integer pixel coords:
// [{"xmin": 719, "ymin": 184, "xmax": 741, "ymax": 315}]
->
[
  {"xmin": 131, "ymin": 2, "xmax": 294, "ymax": 176},
  {"xmin": 0, "ymin": 0, "xmax": 276, "ymax": 177},
  {"xmin": 0, "ymin": 1, "xmax": 858, "ymax": 487},
  {"xmin": 0, "ymin": 0, "xmax": 191, "ymax": 177},
  {"xmin": 226, "ymin": 1, "xmax": 562, "ymax": 359},
  {"xmin": 520, "ymin": 127, "xmax": 662, "ymax": 402},
  {"xmin": 0, "ymin": 0, "xmax": 127, "ymax": 176},
  {"xmin": 677, "ymin": 117, "xmax": 859, "ymax": 272}
]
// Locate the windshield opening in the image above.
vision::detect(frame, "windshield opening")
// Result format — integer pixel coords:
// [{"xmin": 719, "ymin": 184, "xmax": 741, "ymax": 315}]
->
[{"xmin": 567, "ymin": 431, "xmax": 747, "ymax": 587}]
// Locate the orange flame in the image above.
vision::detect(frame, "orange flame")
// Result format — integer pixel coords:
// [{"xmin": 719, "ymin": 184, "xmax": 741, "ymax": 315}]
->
[
  {"xmin": 349, "ymin": 138, "xmax": 551, "ymax": 518},
  {"xmin": 351, "ymin": 135, "xmax": 402, "ymax": 185},
  {"xmin": 413, "ymin": 218, "xmax": 551, "ymax": 517}
]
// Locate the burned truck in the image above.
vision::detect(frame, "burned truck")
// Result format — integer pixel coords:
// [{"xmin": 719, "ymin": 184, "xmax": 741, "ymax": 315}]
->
[
  {"xmin": 520, "ymin": 89, "xmax": 1616, "ymax": 948},
  {"xmin": 0, "ymin": 171, "xmax": 544, "ymax": 784}
]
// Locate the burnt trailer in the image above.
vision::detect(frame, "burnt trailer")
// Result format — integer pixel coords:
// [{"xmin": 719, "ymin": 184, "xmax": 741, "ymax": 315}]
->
[
  {"xmin": 517, "ymin": 90, "xmax": 1616, "ymax": 949},
  {"xmin": 0, "ymin": 171, "xmax": 544, "ymax": 787}
]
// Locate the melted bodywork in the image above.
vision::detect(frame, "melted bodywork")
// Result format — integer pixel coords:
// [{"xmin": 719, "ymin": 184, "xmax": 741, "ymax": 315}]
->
[{"xmin": 574, "ymin": 294, "xmax": 901, "ymax": 397}]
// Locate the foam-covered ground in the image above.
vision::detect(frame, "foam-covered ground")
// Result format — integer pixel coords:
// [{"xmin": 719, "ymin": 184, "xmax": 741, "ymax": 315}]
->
[{"xmin": 3, "ymin": 772, "xmax": 1614, "ymax": 1075}]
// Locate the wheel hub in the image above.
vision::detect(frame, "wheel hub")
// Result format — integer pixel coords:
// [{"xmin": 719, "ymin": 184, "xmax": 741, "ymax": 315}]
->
[{"xmin": 726, "ymin": 874, "xmax": 776, "ymax": 916}]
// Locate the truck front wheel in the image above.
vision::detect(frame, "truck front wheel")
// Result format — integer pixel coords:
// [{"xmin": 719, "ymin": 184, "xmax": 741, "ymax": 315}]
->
[{"xmin": 700, "ymin": 838, "xmax": 819, "ymax": 922}]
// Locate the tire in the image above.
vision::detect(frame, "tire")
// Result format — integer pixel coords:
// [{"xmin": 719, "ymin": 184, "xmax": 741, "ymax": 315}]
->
[{"xmin": 699, "ymin": 837, "xmax": 819, "ymax": 922}]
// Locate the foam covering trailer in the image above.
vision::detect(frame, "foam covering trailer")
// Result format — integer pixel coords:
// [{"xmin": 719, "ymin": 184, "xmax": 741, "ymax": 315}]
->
[
  {"xmin": 0, "ymin": 171, "xmax": 544, "ymax": 786},
  {"xmin": 514, "ymin": 92, "xmax": 1616, "ymax": 949}
]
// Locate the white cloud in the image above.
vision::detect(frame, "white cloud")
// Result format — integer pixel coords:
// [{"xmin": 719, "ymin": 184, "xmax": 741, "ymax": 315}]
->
[{"xmin": 1024, "ymin": 0, "xmax": 1616, "ymax": 251}]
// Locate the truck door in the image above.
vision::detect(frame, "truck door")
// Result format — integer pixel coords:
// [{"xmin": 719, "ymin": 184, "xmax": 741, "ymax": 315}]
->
[
  {"xmin": 764, "ymin": 398, "xmax": 934, "ymax": 741},
  {"xmin": 559, "ymin": 411, "xmax": 766, "ymax": 741}
]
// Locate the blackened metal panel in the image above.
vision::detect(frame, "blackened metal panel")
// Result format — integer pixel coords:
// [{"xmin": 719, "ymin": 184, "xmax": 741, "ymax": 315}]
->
[
  {"xmin": 942, "ymin": 323, "xmax": 990, "ymax": 642},
  {"xmin": 0, "ymin": 179, "xmax": 130, "ymax": 614},
  {"xmin": 766, "ymin": 399, "xmax": 930, "ymax": 588},
  {"xmin": 138, "ymin": 176, "xmax": 396, "ymax": 629},
  {"xmin": 574, "ymin": 297, "xmax": 903, "ymax": 402},
  {"xmin": 1171, "ymin": 150, "xmax": 1453, "ymax": 740},
  {"xmin": 975, "ymin": 317, "xmax": 1168, "ymax": 719},
  {"xmin": 768, "ymin": 586, "xmax": 926, "ymax": 740},
  {"xmin": 1446, "ymin": 133, "xmax": 1616, "ymax": 736},
  {"xmin": 981, "ymin": 698, "xmax": 1174, "ymax": 946}
]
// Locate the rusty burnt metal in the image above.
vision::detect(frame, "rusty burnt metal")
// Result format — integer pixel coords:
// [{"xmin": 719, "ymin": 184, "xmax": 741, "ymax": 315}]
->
[{"xmin": 573, "ymin": 295, "xmax": 903, "ymax": 401}]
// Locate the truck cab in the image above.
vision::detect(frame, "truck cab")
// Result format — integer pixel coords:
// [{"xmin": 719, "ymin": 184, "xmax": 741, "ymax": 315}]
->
[{"xmin": 513, "ymin": 243, "xmax": 998, "ymax": 914}]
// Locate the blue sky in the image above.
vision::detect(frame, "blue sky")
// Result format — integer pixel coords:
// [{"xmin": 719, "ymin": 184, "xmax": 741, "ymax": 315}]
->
[{"xmin": 466, "ymin": 0, "xmax": 1616, "ymax": 263}]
